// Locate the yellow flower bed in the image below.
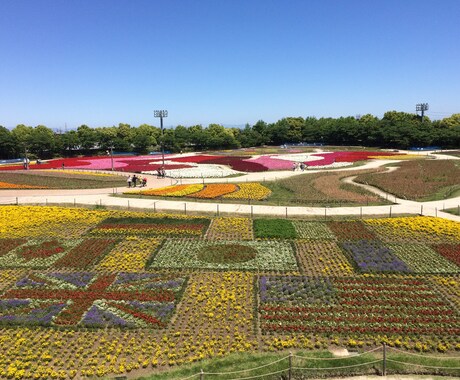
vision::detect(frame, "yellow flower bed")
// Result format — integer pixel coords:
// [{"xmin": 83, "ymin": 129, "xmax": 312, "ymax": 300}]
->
[
  {"xmin": 205, "ymin": 217, "xmax": 253, "ymax": 240},
  {"xmin": 41, "ymin": 170, "xmax": 118, "ymax": 177},
  {"xmin": 132, "ymin": 184, "xmax": 204, "ymax": 197},
  {"xmin": 97, "ymin": 237, "xmax": 160, "ymax": 272},
  {"xmin": 365, "ymin": 216, "xmax": 460, "ymax": 243},
  {"xmin": 0, "ymin": 270, "xmax": 25, "ymax": 291},
  {"xmin": 222, "ymin": 183, "xmax": 271, "ymax": 200},
  {"xmin": 0, "ymin": 206, "xmax": 110, "ymax": 238}
]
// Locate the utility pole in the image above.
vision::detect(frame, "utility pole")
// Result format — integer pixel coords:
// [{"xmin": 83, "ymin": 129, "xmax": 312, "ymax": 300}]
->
[
  {"xmin": 154, "ymin": 110, "xmax": 168, "ymax": 168},
  {"xmin": 416, "ymin": 103, "xmax": 429, "ymax": 122}
]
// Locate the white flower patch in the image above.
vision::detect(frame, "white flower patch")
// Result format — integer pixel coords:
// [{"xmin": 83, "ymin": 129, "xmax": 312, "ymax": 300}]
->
[
  {"xmin": 306, "ymin": 162, "xmax": 352, "ymax": 169},
  {"xmin": 144, "ymin": 163, "xmax": 242, "ymax": 178},
  {"xmin": 270, "ymin": 153, "xmax": 327, "ymax": 162}
]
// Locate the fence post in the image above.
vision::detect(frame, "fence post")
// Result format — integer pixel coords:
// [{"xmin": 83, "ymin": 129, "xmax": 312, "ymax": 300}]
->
[
  {"xmin": 420, "ymin": 205, "xmax": 423, "ymax": 215},
  {"xmin": 200, "ymin": 368, "xmax": 204, "ymax": 380},
  {"xmin": 435, "ymin": 207, "xmax": 437, "ymax": 217},
  {"xmin": 360, "ymin": 207, "xmax": 362, "ymax": 219},
  {"xmin": 46, "ymin": 198, "xmax": 48, "ymax": 206},
  {"xmin": 389, "ymin": 206, "xmax": 392, "ymax": 218},
  {"xmin": 288, "ymin": 351, "xmax": 292, "ymax": 380},
  {"xmin": 184, "ymin": 203, "xmax": 187, "ymax": 215},
  {"xmin": 285, "ymin": 207, "xmax": 288, "ymax": 219},
  {"xmin": 251, "ymin": 205, "xmax": 253, "ymax": 218},
  {"xmin": 128, "ymin": 200, "xmax": 130, "ymax": 210},
  {"xmin": 153, "ymin": 201, "xmax": 156, "ymax": 213},
  {"xmin": 458, "ymin": 205, "xmax": 460, "ymax": 216},
  {"xmin": 382, "ymin": 343, "xmax": 386, "ymax": 376},
  {"xmin": 217, "ymin": 204, "xmax": 219, "ymax": 216},
  {"xmin": 74, "ymin": 198, "xmax": 76, "ymax": 207},
  {"xmin": 16, "ymin": 197, "xmax": 18, "ymax": 205},
  {"xmin": 324, "ymin": 207, "xmax": 327, "ymax": 221}
]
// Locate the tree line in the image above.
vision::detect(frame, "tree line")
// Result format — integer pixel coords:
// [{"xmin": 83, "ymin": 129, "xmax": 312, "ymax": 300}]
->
[{"xmin": 0, "ymin": 111, "xmax": 459, "ymax": 159}]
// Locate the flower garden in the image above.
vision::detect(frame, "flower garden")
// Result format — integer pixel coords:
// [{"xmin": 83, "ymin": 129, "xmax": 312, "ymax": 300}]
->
[
  {"xmin": 0, "ymin": 150, "xmax": 413, "ymax": 179},
  {"xmin": 0, "ymin": 206, "xmax": 459, "ymax": 379}
]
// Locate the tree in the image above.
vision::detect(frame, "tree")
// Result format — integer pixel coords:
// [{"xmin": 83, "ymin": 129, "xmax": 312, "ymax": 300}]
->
[
  {"xmin": 29, "ymin": 125, "xmax": 55, "ymax": 157},
  {"xmin": 174, "ymin": 125, "xmax": 189, "ymax": 151},
  {"xmin": 440, "ymin": 114, "xmax": 460, "ymax": 129},
  {"xmin": 132, "ymin": 124, "xmax": 157, "ymax": 154},
  {"xmin": 77, "ymin": 125, "xmax": 97, "ymax": 151},
  {"xmin": 11, "ymin": 124, "xmax": 34, "ymax": 157},
  {"xmin": 58, "ymin": 130, "xmax": 80, "ymax": 155},
  {"xmin": 0, "ymin": 126, "xmax": 16, "ymax": 159}
]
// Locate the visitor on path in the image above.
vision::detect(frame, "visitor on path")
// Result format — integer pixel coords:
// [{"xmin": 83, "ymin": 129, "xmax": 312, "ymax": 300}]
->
[
  {"xmin": 127, "ymin": 175, "xmax": 132, "ymax": 188},
  {"xmin": 142, "ymin": 177, "xmax": 147, "ymax": 187},
  {"xmin": 132, "ymin": 175, "xmax": 138, "ymax": 187}
]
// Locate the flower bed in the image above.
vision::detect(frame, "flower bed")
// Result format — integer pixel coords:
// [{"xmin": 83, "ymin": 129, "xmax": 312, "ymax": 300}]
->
[
  {"xmin": 292, "ymin": 221, "xmax": 335, "ymax": 240},
  {"xmin": 89, "ymin": 216, "xmax": 210, "ymax": 238},
  {"xmin": 222, "ymin": 183, "xmax": 272, "ymax": 201},
  {"xmin": 253, "ymin": 219, "xmax": 297, "ymax": 239},
  {"xmin": 0, "ymin": 272, "xmax": 186, "ymax": 328},
  {"xmin": 187, "ymin": 184, "xmax": 237, "ymax": 198},
  {"xmin": 260, "ymin": 275, "xmax": 460, "ymax": 336},
  {"xmin": 0, "ymin": 207, "xmax": 459, "ymax": 379},
  {"xmin": 341, "ymin": 240, "xmax": 412, "ymax": 273},
  {"xmin": 149, "ymin": 239, "xmax": 297, "ymax": 271},
  {"xmin": 388, "ymin": 243, "xmax": 459, "ymax": 274},
  {"xmin": 97, "ymin": 237, "xmax": 160, "ymax": 272},
  {"xmin": 205, "ymin": 217, "xmax": 253, "ymax": 240},
  {"xmin": 328, "ymin": 221, "xmax": 377, "ymax": 240},
  {"xmin": 295, "ymin": 241, "xmax": 353, "ymax": 275}
]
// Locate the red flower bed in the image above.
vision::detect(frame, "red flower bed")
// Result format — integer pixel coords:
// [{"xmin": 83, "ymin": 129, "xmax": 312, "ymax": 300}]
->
[
  {"xmin": 0, "ymin": 239, "xmax": 27, "ymax": 256},
  {"xmin": 53, "ymin": 239, "xmax": 117, "ymax": 269},
  {"xmin": 432, "ymin": 243, "xmax": 460, "ymax": 266},
  {"xmin": 17, "ymin": 240, "xmax": 65, "ymax": 259}
]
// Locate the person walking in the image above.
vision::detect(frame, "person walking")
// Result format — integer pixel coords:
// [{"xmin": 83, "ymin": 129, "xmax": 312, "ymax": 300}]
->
[
  {"xmin": 127, "ymin": 175, "xmax": 132, "ymax": 188},
  {"xmin": 132, "ymin": 175, "xmax": 137, "ymax": 187}
]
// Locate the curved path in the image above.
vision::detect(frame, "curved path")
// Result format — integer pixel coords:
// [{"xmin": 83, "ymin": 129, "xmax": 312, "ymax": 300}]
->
[{"xmin": 1, "ymin": 157, "xmax": 460, "ymax": 222}]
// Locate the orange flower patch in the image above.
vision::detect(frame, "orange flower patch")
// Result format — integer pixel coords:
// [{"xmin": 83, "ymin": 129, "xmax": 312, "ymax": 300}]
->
[
  {"xmin": 0, "ymin": 181, "xmax": 48, "ymax": 189},
  {"xmin": 187, "ymin": 184, "xmax": 237, "ymax": 199}
]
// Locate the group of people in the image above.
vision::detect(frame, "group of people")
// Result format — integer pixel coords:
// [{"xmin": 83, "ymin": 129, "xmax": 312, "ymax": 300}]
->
[
  {"xmin": 292, "ymin": 162, "xmax": 307, "ymax": 171},
  {"xmin": 127, "ymin": 175, "xmax": 147, "ymax": 188}
]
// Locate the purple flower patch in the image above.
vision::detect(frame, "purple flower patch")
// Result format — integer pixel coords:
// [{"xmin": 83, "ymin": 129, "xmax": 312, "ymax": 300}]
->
[{"xmin": 341, "ymin": 240, "xmax": 412, "ymax": 273}]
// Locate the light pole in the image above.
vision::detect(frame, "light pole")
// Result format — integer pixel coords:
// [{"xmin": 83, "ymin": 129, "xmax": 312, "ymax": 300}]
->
[
  {"xmin": 416, "ymin": 103, "xmax": 429, "ymax": 122},
  {"xmin": 109, "ymin": 146, "xmax": 114, "ymax": 171},
  {"xmin": 154, "ymin": 110, "xmax": 168, "ymax": 168}
]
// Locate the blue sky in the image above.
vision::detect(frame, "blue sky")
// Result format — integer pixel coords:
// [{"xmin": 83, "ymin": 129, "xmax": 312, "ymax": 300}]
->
[{"xmin": 0, "ymin": 0, "xmax": 459, "ymax": 130}]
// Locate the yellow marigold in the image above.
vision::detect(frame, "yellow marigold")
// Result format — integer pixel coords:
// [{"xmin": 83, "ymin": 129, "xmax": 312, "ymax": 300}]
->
[
  {"xmin": 222, "ymin": 183, "xmax": 271, "ymax": 200},
  {"xmin": 132, "ymin": 184, "xmax": 204, "ymax": 197}
]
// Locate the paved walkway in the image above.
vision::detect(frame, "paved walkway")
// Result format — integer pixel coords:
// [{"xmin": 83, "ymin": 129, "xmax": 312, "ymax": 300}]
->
[{"xmin": 1, "ymin": 158, "xmax": 460, "ymax": 222}]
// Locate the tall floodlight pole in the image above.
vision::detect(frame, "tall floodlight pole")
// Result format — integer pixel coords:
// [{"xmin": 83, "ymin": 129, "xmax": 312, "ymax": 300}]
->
[
  {"xmin": 416, "ymin": 103, "xmax": 429, "ymax": 122},
  {"xmin": 154, "ymin": 110, "xmax": 168, "ymax": 168},
  {"xmin": 110, "ymin": 146, "xmax": 114, "ymax": 171}
]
